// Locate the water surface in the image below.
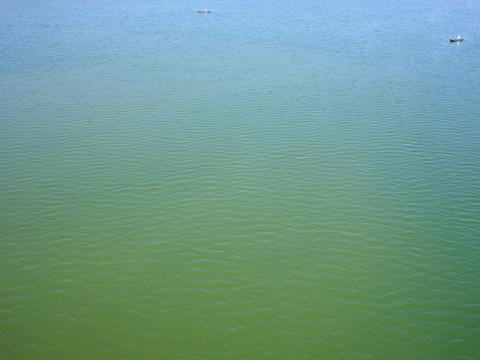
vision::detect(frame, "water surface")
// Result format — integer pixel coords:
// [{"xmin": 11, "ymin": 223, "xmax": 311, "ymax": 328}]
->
[{"xmin": 1, "ymin": 0, "xmax": 479, "ymax": 358}]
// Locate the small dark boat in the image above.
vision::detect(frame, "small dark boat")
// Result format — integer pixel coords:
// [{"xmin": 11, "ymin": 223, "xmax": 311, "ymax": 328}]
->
[
  {"xmin": 198, "ymin": 9, "xmax": 211, "ymax": 13},
  {"xmin": 450, "ymin": 36, "xmax": 463, "ymax": 42}
]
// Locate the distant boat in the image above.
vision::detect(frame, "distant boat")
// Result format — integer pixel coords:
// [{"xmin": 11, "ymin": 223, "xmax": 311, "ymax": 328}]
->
[
  {"xmin": 450, "ymin": 35, "xmax": 463, "ymax": 42},
  {"xmin": 198, "ymin": 9, "xmax": 211, "ymax": 13}
]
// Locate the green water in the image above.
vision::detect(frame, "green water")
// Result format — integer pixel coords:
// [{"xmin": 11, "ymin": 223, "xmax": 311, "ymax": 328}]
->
[{"xmin": 1, "ymin": 0, "xmax": 479, "ymax": 358}]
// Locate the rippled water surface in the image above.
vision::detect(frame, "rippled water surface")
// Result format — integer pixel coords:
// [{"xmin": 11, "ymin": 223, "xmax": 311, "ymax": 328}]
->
[{"xmin": 1, "ymin": 0, "xmax": 480, "ymax": 358}]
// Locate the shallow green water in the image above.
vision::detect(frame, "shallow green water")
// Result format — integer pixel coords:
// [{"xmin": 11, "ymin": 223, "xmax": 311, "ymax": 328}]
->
[{"xmin": 1, "ymin": 0, "xmax": 479, "ymax": 358}]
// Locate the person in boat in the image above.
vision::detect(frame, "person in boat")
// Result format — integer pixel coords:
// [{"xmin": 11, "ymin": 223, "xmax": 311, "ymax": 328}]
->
[{"xmin": 457, "ymin": 35, "xmax": 461, "ymax": 40}]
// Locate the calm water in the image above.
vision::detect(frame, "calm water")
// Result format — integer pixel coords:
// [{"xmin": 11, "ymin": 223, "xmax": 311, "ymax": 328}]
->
[{"xmin": 1, "ymin": 0, "xmax": 480, "ymax": 358}]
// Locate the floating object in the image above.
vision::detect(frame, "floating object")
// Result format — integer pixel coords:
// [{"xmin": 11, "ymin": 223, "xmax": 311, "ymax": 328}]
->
[
  {"xmin": 198, "ymin": 9, "xmax": 211, "ymax": 13},
  {"xmin": 450, "ymin": 35, "xmax": 463, "ymax": 42}
]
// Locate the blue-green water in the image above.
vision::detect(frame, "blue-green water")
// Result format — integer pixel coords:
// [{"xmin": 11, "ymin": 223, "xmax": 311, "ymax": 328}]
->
[{"xmin": 1, "ymin": 0, "xmax": 480, "ymax": 358}]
